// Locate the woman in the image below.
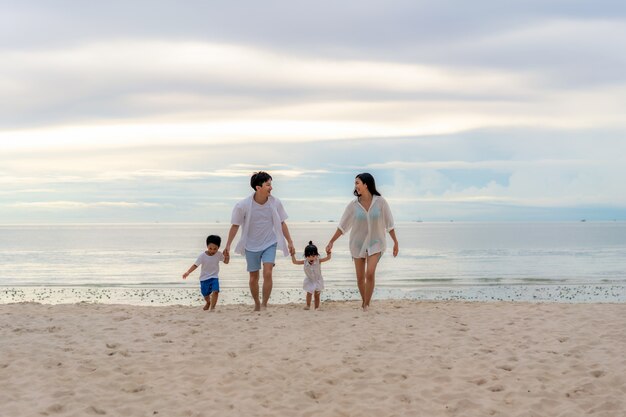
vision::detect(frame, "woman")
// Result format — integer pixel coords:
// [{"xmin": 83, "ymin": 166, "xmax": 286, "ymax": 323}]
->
[{"xmin": 326, "ymin": 173, "xmax": 399, "ymax": 310}]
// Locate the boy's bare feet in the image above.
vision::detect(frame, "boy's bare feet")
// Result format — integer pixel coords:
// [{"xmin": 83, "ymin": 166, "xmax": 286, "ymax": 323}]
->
[
  {"xmin": 304, "ymin": 305, "xmax": 310, "ymax": 310},
  {"xmin": 254, "ymin": 303, "xmax": 261, "ymax": 312}
]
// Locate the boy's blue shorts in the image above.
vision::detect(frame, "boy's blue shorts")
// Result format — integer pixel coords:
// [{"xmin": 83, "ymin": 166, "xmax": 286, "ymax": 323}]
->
[
  {"xmin": 245, "ymin": 243, "xmax": 277, "ymax": 272},
  {"xmin": 200, "ymin": 278, "xmax": 219, "ymax": 296}
]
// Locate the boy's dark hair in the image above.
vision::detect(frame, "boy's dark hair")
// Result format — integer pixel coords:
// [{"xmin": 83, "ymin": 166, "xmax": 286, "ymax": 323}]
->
[
  {"xmin": 250, "ymin": 171, "xmax": 272, "ymax": 190},
  {"xmin": 206, "ymin": 235, "xmax": 221, "ymax": 247},
  {"xmin": 354, "ymin": 172, "xmax": 382, "ymax": 197},
  {"xmin": 304, "ymin": 241, "xmax": 319, "ymax": 257}
]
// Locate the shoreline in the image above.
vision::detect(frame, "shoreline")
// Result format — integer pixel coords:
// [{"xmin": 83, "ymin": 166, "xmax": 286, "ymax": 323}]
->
[
  {"xmin": 1, "ymin": 300, "xmax": 625, "ymax": 416},
  {"xmin": 2, "ymin": 283, "xmax": 625, "ymax": 306}
]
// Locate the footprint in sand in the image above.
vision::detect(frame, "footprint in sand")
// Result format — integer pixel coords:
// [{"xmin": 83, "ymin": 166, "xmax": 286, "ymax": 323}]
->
[
  {"xmin": 305, "ymin": 390, "xmax": 321, "ymax": 400},
  {"xmin": 122, "ymin": 385, "xmax": 147, "ymax": 393},
  {"xmin": 44, "ymin": 404, "xmax": 64, "ymax": 414},
  {"xmin": 86, "ymin": 405, "xmax": 107, "ymax": 415}
]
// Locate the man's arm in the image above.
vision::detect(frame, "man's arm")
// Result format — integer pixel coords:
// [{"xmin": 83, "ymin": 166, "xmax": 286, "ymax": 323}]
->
[
  {"xmin": 223, "ymin": 224, "xmax": 240, "ymax": 257},
  {"xmin": 281, "ymin": 221, "xmax": 295, "ymax": 256}
]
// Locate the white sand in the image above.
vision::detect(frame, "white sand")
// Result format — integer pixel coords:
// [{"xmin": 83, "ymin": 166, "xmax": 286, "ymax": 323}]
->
[{"xmin": 1, "ymin": 300, "xmax": 625, "ymax": 417}]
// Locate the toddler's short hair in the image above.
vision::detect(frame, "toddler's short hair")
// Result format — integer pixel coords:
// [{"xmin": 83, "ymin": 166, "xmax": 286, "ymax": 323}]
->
[
  {"xmin": 206, "ymin": 235, "xmax": 221, "ymax": 247},
  {"xmin": 304, "ymin": 241, "xmax": 319, "ymax": 257}
]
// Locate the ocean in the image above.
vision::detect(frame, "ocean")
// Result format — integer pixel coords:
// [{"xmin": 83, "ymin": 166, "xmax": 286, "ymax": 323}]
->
[{"xmin": 1, "ymin": 222, "xmax": 625, "ymax": 305}]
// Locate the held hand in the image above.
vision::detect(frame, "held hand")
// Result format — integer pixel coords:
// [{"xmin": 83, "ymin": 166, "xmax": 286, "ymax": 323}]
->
[
  {"xmin": 325, "ymin": 242, "xmax": 333, "ymax": 254},
  {"xmin": 393, "ymin": 242, "xmax": 399, "ymax": 257},
  {"xmin": 288, "ymin": 242, "xmax": 296, "ymax": 256},
  {"xmin": 182, "ymin": 272, "xmax": 188, "ymax": 279},
  {"xmin": 223, "ymin": 247, "xmax": 230, "ymax": 258}
]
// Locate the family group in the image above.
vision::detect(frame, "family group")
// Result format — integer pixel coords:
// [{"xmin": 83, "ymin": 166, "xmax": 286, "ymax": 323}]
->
[{"xmin": 183, "ymin": 171, "xmax": 399, "ymax": 311}]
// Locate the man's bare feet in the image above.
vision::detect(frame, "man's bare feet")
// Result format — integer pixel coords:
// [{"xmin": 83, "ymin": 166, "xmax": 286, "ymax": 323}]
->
[
  {"xmin": 203, "ymin": 303, "xmax": 211, "ymax": 311},
  {"xmin": 304, "ymin": 305, "xmax": 310, "ymax": 310},
  {"xmin": 254, "ymin": 303, "xmax": 261, "ymax": 312}
]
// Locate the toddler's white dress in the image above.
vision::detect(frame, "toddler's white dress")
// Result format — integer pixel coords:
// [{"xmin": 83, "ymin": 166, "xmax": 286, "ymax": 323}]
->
[{"xmin": 303, "ymin": 258, "xmax": 324, "ymax": 293}]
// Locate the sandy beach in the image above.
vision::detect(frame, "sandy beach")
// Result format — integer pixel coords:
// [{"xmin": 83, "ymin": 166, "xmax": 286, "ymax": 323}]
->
[{"xmin": 1, "ymin": 300, "xmax": 625, "ymax": 417}]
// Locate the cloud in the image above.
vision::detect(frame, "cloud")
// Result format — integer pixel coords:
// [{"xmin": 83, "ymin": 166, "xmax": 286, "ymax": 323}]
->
[
  {"xmin": 366, "ymin": 159, "xmax": 602, "ymax": 171},
  {"xmin": 6, "ymin": 201, "xmax": 166, "ymax": 209},
  {"xmin": 1, "ymin": 39, "xmax": 540, "ymax": 130},
  {"xmin": 2, "ymin": 2, "xmax": 626, "ymax": 222}
]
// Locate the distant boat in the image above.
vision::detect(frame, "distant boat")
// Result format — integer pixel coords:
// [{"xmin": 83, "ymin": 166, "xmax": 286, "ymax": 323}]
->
[{"xmin": 580, "ymin": 219, "xmax": 587, "ymax": 222}]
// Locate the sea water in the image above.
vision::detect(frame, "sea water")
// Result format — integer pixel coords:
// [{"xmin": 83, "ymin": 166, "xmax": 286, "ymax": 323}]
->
[{"xmin": 1, "ymin": 222, "xmax": 625, "ymax": 305}]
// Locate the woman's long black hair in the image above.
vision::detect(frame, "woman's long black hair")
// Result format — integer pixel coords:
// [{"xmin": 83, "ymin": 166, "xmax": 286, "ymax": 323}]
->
[{"xmin": 354, "ymin": 172, "xmax": 381, "ymax": 197}]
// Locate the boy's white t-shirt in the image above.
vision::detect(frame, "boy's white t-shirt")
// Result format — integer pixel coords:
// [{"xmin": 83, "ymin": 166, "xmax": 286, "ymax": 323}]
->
[
  {"xmin": 194, "ymin": 251, "xmax": 225, "ymax": 281},
  {"xmin": 245, "ymin": 200, "xmax": 277, "ymax": 251}
]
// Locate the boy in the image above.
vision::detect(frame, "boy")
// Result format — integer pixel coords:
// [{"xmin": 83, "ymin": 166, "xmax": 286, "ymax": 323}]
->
[{"xmin": 183, "ymin": 235, "xmax": 229, "ymax": 311}]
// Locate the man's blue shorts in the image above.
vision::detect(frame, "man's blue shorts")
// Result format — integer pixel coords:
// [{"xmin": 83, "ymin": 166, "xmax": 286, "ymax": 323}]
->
[
  {"xmin": 200, "ymin": 278, "xmax": 220, "ymax": 296},
  {"xmin": 245, "ymin": 243, "xmax": 277, "ymax": 272}
]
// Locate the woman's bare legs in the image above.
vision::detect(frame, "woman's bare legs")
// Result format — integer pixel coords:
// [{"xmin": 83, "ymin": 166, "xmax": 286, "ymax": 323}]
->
[
  {"xmin": 363, "ymin": 253, "xmax": 381, "ymax": 309},
  {"xmin": 353, "ymin": 258, "xmax": 366, "ymax": 308}
]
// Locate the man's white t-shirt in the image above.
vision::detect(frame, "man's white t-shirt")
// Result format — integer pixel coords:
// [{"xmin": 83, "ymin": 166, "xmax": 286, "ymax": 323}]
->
[
  {"xmin": 245, "ymin": 200, "xmax": 277, "ymax": 251},
  {"xmin": 230, "ymin": 194, "xmax": 290, "ymax": 256},
  {"xmin": 194, "ymin": 251, "xmax": 225, "ymax": 281}
]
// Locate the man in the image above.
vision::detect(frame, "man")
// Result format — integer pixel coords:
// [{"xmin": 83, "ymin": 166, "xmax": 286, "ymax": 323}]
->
[{"xmin": 224, "ymin": 171, "xmax": 295, "ymax": 311}]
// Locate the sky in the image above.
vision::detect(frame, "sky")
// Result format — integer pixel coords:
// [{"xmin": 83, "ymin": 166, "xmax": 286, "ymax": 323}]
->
[{"xmin": 1, "ymin": 1, "xmax": 626, "ymax": 223}]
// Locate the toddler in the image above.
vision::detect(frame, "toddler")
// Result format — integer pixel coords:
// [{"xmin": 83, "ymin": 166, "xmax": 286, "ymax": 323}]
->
[
  {"xmin": 291, "ymin": 241, "xmax": 331, "ymax": 310},
  {"xmin": 183, "ymin": 235, "xmax": 229, "ymax": 311}
]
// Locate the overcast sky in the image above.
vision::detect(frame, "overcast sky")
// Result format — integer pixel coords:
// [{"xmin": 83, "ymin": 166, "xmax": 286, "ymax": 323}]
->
[{"xmin": 1, "ymin": 1, "xmax": 626, "ymax": 223}]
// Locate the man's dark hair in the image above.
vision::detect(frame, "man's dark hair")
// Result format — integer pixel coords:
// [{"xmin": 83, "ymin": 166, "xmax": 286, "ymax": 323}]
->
[
  {"xmin": 206, "ymin": 235, "xmax": 221, "ymax": 247},
  {"xmin": 250, "ymin": 171, "xmax": 272, "ymax": 190}
]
